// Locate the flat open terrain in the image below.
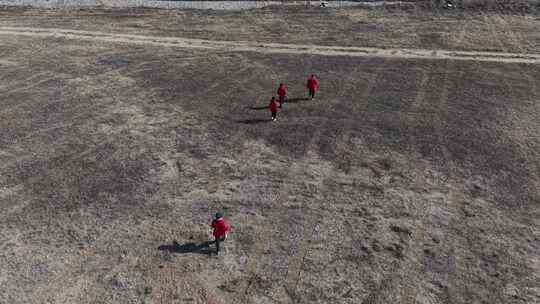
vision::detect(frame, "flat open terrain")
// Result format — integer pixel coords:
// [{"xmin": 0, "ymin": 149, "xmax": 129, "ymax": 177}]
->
[{"xmin": 0, "ymin": 5, "xmax": 539, "ymax": 304}]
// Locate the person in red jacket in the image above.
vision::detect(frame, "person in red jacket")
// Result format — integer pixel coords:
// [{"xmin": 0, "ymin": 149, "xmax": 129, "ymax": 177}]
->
[
  {"xmin": 277, "ymin": 83, "xmax": 288, "ymax": 108},
  {"xmin": 269, "ymin": 96, "xmax": 279, "ymax": 121},
  {"xmin": 210, "ymin": 212, "xmax": 231, "ymax": 254},
  {"xmin": 306, "ymin": 74, "xmax": 319, "ymax": 100}
]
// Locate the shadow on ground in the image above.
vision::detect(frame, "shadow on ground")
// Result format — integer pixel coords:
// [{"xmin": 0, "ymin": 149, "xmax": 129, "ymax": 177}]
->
[
  {"xmin": 248, "ymin": 106, "xmax": 268, "ymax": 110},
  {"xmin": 235, "ymin": 118, "xmax": 272, "ymax": 124},
  {"xmin": 158, "ymin": 240, "xmax": 215, "ymax": 255},
  {"xmin": 248, "ymin": 97, "xmax": 310, "ymax": 111},
  {"xmin": 284, "ymin": 97, "xmax": 310, "ymax": 103}
]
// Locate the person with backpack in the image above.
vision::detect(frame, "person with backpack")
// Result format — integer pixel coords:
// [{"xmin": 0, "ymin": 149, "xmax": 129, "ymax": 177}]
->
[
  {"xmin": 306, "ymin": 74, "xmax": 319, "ymax": 100},
  {"xmin": 269, "ymin": 96, "xmax": 279, "ymax": 121},
  {"xmin": 210, "ymin": 212, "xmax": 231, "ymax": 255},
  {"xmin": 277, "ymin": 83, "xmax": 288, "ymax": 108}
]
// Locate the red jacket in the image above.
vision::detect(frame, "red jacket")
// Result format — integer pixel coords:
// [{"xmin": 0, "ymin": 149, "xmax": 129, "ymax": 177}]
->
[
  {"xmin": 277, "ymin": 84, "xmax": 288, "ymax": 97},
  {"xmin": 211, "ymin": 218, "xmax": 230, "ymax": 238},
  {"xmin": 307, "ymin": 76, "xmax": 319, "ymax": 91},
  {"xmin": 269, "ymin": 99, "xmax": 279, "ymax": 112}
]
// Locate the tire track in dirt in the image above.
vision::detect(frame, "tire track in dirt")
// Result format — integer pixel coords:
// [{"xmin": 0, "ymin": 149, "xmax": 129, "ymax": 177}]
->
[
  {"xmin": 332, "ymin": 58, "xmax": 386, "ymax": 169},
  {"xmin": 0, "ymin": 73, "xmax": 57, "ymax": 98},
  {"xmin": 399, "ymin": 11, "xmax": 470, "ymax": 296},
  {"xmin": 362, "ymin": 63, "xmax": 436, "ymax": 304},
  {"xmin": 351, "ymin": 59, "xmax": 388, "ymax": 119},
  {"xmin": 236, "ymin": 128, "xmax": 326, "ymax": 304},
  {"xmin": 330, "ymin": 60, "xmax": 383, "ymax": 171},
  {"xmin": 485, "ymin": 13, "xmax": 540, "ymax": 196},
  {"xmin": 339, "ymin": 60, "xmax": 417, "ymax": 304},
  {"xmin": 183, "ymin": 56, "xmax": 256, "ymax": 199},
  {"xmin": 444, "ymin": 185, "xmax": 480, "ymax": 304},
  {"xmin": 432, "ymin": 36, "xmax": 474, "ymax": 303},
  {"xmin": 436, "ymin": 60, "xmax": 455, "ymax": 168},
  {"xmin": 405, "ymin": 66, "xmax": 429, "ymax": 154},
  {"xmin": 281, "ymin": 210, "xmax": 318, "ymax": 301},
  {"xmin": 293, "ymin": 62, "xmax": 392, "ymax": 302},
  {"xmin": 279, "ymin": 127, "xmax": 338, "ymax": 303},
  {"xmin": 496, "ymin": 25, "xmax": 540, "ymax": 236},
  {"xmin": 336, "ymin": 57, "xmax": 383, "ymax": 116},
  {"xmin": 398, "ymin": 15, "xmax": 471, "ymax": 301},
  {"xmin": 523, "ymin": 72, "xmax": 540, "ymax": 193},
  {"xmin": 0, "ymin": 71, "xmax": 49, "ymax": 92},
  {"xmin": 1, "ymin": 27, "xmax": 540, "ymax": 64},
  {"xmin": 398, "ymin": 63, "xmax": 434, "ymax": 304}
]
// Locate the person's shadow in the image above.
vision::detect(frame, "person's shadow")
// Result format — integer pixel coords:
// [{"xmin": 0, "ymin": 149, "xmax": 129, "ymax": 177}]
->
[
  {"xmin": 238, "ymin": 96, "xmax": 310, "ymax": 124},
  {"xmin": 284, "ymin": 97, "xmax": 310, "ymax": 103},
  {"xmin": 158, "ymin": 240, "xmax": 215, "ymax": 255},
  {"xmin": 235, "ymin": 118, "xmax": 272, "ymax": 124},
  {"xmin": 248, "ymin": 106, "xmax": 268, "ymax": 110},
  {"xmin": 247, "ymin": 97, "xmax": 310, "ymax": 110}
]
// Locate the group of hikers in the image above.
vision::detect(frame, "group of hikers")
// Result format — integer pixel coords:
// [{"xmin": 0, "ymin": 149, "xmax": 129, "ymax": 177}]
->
[
  {"xmin": 268, "ymin": 74, "xmax": 320, "ymax": 121},
  {"xmin": 183, "ymin": 75, "xmax": 321, "ymax": 256},
  {"xmin": 205, "ymin": 75, "xmax": 320, "ymax": 255}
]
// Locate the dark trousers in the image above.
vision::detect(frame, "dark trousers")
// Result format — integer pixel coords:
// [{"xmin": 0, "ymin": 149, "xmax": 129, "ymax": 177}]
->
[
  {"xmin": 279, "ymin": 95, "xmax": 285, "ymax": 106},
  {"xmin": 309, "ymin": 89, "xmax": 316, "ymax": 99},
  {"xmin": 271, "ymin": 111, "xmax": 277, "ymax": 120},
  {"xmin": 215, "ymin": 236, "xmax": 225, "ymax": 253}
]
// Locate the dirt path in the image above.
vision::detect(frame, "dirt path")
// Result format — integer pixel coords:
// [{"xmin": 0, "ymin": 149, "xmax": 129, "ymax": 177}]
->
[{"xmin": 1, "ymin": 26, "xmax": 540, "ymax": 64}]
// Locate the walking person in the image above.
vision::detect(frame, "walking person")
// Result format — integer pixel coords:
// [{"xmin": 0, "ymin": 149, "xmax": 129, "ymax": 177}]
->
[
  {"xmin": 277, "ymin": 83, "xmax": 288, "ymax": 108},
  {"xmin": 269, "ymin": 96, "xmax": 279, "ymax": 121},
  {"xmin": 210, "ymin": 212, "xmax": 231, "ymax": 255},
  {"xmin": 306, "ymin": 74, "xmax": 319, "ymax": 100}
]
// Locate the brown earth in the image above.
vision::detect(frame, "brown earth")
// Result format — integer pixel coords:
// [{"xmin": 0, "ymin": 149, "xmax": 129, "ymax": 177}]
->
[{"xmin": 0, "ymin": 5, "xmax": 539, "ymax": 304}]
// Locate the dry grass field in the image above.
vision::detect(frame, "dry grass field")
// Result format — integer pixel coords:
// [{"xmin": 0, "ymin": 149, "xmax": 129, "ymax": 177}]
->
[{"xmin": 0, "ymin": 4, "xmax": 539, "ymax": 304}]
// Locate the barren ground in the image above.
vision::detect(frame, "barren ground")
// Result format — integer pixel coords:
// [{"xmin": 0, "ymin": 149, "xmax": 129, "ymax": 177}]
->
[{"xmin": 0, "ymin": 5, "xmax": 539, "ymax": 304}]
